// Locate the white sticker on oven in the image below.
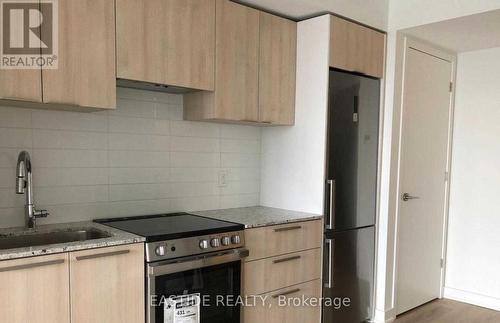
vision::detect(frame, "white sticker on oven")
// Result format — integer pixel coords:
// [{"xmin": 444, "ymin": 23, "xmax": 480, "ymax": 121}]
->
[{"xmin": 164, "ymin": 293, "xmax": 201, "ymax": 323}]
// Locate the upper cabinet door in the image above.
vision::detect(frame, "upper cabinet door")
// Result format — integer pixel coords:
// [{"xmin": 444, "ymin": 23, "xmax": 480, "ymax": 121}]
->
[
  {"xmin": 258, "ymin": 12, "xmax": 296, "ymax": 125},
  {"xmin": 330, "ymin": 16, "xmax": 385, "ymax": 78},
  {"xmin": 116, "ymin": 0, "xmax": 216, "ymax": 91},
  {"xmin": 41, "ymin": 0, "xmax": 116, "ymax": 109},
  {"xmin": 0, "ymin": 70, "xmax": 42, "ymax": 103},
  {"xmin": 214, "ymin": 0, "xmax": 260, "ymax": 121}
]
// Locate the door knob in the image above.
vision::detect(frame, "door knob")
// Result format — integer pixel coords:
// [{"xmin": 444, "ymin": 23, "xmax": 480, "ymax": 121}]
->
[{"xmin": 402, "ymin": 193, "xmax": 419, "ymax": 202}]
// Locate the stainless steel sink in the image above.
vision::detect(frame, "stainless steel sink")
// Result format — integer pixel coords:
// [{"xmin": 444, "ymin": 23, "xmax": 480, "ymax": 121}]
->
[{"xmin": 0, "ymin": 228, "xmax": 112, "ymax": 250}]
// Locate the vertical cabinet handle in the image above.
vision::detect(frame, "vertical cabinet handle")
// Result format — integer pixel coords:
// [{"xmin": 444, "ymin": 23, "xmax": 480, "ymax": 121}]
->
[
  {"xmin": 326, "ymin": 180, "xmax": 336, "ymax": 230},
  {"xmin": 324, "ymin": 239, "xmax": 334, "ymax": 288}
]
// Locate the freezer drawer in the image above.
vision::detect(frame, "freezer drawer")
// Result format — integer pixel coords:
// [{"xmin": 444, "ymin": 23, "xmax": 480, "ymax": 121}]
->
[{"xmin": 322, "ymin": 226, "xmax": 375, "ymax": 323}]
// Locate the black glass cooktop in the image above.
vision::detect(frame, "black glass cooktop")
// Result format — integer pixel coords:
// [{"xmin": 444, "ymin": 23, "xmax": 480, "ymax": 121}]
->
[{"xmin": 95, "ymin": 213, "xmax": 244, "ymax": 242}]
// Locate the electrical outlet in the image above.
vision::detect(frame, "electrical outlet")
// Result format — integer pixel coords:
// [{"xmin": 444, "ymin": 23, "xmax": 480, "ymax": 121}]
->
[{"xmin": 218, "ymin": 170, "xmax": 228, "ymax": 187}]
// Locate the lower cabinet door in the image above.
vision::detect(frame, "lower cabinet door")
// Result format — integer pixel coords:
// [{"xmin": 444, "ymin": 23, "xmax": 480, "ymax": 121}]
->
[
  {"xmin": 69, "ymin": 244, "xmax": 144, "ymax": 323},
  {"xmin": 0, "ymin": 253, "xmax": 70, "ymax": 323},
  {"xmin": 243, "ymin": 279, "xmax": 322, "ymax": 323}
]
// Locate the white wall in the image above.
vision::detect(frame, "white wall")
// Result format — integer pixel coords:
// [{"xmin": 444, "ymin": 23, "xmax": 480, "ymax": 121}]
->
[
  {"xmin": 388, "ymin": 0, "xmax": 500, "ymax": 30},
  {"xmin": 444, "ymin": 47, "xmax": 500, "ymax": 310},
  {"xmin": 260, "ymin": 15, "xmax": 330, "ymax": 214},
  {"xmin": 0, "ymin": 88, "xmax": 261, "ymax": 228},
  {"xmin": 376, "ymin": 1, "xmax": 500, "ymax": 321}
]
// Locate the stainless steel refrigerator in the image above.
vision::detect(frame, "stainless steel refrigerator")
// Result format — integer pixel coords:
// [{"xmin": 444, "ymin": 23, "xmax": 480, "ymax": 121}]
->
[{"xmin": 322, "ymin": 69, "xmax": 379, "ymax": 323}]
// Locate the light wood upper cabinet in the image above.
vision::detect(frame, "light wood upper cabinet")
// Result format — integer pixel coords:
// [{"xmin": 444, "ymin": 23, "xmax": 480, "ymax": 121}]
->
[
  {"xmin": 0, "ymin": 70, "xmax": 42, "ymax": 103},
  {"xmin": 0, "ymin": 253, "xmax": 70, "ymax": 323},
  {"xmin": 185, "ymin": 0, "xmax": 297, "ymax": 125},
  {"xmin": 330, "ymin": 15, "xmax": 385, "ymax": 78},
  {"xmin": 184, "ymin": 0, "xmax": 260, "ymax": 122},
  {"xmin": 41, "ymin": 0, "xmax": 116, "ymax": 109},
  {"xmin": 69, "ymin": 244, "xmax": 144, "ymax": 323},
  {"xmin": 259, "ymin": 12, "xmax": 297, "ymax": 125},
  {"xmin": 117, "ymin": 0, "xmax": 216, "ymax": 91}
]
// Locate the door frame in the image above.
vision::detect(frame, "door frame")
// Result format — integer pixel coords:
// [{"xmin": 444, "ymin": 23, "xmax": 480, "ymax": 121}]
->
[{"xmin": 390, "ymin": 35, "xmax": 457, "ymax": 314}]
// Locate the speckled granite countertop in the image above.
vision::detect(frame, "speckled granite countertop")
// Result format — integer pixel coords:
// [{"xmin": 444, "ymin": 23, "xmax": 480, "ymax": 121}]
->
[
  {"xmin": 193, "ymin": 206, "xmax": 323, "ymax": 229},
  {"xmin": 0, "ymin": 221, "xmax": 144, "ymax": 261}
]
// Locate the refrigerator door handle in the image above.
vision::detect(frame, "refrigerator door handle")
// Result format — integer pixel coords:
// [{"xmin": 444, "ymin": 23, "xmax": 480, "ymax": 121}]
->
[
  {"xmin": 324, "ymin": 238, "xmax": 334, "ymax": 288},
  {"xmin": 326, "ymin": 180, "xmax": 336, "ymax": 230}
]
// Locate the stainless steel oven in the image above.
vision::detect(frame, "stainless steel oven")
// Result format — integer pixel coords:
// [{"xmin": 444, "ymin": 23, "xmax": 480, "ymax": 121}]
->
[{"xmin": 147, "ymin": 248, "xmax": 249, "ymax": 323}]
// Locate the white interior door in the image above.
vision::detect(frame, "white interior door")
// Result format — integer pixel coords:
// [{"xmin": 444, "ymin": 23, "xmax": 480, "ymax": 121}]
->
[{"xmin": 396, "ymin": 45, "xmax": 454, "ymax": 315}]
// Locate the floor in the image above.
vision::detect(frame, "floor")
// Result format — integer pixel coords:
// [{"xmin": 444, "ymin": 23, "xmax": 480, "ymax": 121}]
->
[{"xmin": 394, "ymin": 299, "xmax": 500, "ymax": 323}]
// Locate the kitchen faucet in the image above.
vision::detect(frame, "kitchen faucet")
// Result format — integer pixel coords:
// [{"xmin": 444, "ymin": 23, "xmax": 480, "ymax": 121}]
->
[{"xmin": 16, "ymin": 151, "xmax": 49, "ymax": 229}]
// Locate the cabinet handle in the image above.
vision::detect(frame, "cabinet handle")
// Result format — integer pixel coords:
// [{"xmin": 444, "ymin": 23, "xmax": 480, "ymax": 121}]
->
[
  {"xmin": 0, "ymin": 259, "xmax": 64, "ymax": 272},
  {"xmin": 273, "ymin": 255, "xmax": 301, "ymax": 264},
  {"xmin": 272, "ymin": 288, "xmax": 301, "ymax": 298},
  {"xmin": 274, "ymin": 225, "xmax": 302, "ymax": 232},
  {"xmin": 76, "ymin": 249, "xmax": 130, "ymax": 261}
]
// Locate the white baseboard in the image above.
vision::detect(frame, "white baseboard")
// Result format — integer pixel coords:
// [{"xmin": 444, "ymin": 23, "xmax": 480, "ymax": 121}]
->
[
  {"xmin": 444, "ymin": 287, "xmax": 500, "ymax": 311},
  {"xmin": 371, "ymin": 308, "xmax": 396, "ymax": 323}
]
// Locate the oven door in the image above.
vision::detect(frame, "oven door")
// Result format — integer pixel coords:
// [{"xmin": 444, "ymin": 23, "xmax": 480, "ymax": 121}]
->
[{"xmin": 147, "ymin": 248, "xmax": 249, "ymax": 323}]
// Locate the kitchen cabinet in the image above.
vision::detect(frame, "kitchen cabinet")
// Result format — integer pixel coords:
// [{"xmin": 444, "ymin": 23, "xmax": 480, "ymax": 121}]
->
[
  {"xmin": 0, "ymin": 253, "xmax": 70, "ymax": 323},
  {"xmin": 41, "ymin": 0, "xmax": 116, "ymax": 109},
  {"xmin": 184, "ymin": 0, "xmax": 260, "ymax": 122},
  {"xmin": 184, "ymin": 0, "xmax": 297, "ymax": 125},
  {"xmin": 244, "ymin": 279, "xmax": 322, "ymax": 323},
  {"xmin": 116, "ymin": 0, "xmax": 216, "ymax": 91},
  {"xmin": 69, "ymin": 244, "xmax": 144, "ymax": 323},
  {"xmin": 0, "ymin": 70, "xmax": 42, "ymax": 103},
  {"xmin": 330, "ymin": 15, "xmax": 385, "ymax": 78},
  {"xmin": 259, "ymin": 12, "xmax": 297, "ymax": 125},
  {"xmin": 242, "ymin": 219, "xmax": 322, "ymax": 322}
]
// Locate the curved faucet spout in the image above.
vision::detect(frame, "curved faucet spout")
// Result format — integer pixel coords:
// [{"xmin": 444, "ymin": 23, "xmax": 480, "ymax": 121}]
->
[{"xmin": 15, "ymin": 151, "xmax": 49, "ymax": 229}]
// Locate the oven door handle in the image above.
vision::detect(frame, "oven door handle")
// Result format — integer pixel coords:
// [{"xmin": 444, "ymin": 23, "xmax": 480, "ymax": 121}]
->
[{"xmin": 148, "ymin": 248, "xmax": 249, "ymax": 277}]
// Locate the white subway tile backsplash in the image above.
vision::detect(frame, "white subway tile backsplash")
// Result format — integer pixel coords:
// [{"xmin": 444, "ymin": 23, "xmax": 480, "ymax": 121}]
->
[
  {"xmin": 37, "ymin": 186, "xmax": 109, "ymax": 205},
  {"xmin": 170, "ymin": 120, "xmax": 219, "ymax": 138},
  {"xmin": 33, "ymin": 130, "xmax": 108, "ymax": 150},
  {"xmin": 109, "ymin": 150, "xmax": 170, "ymax": 168},
  {"xmin": 108, "ymin": 133, "xmax": 169, "ymax": 151},
  {"xmin": 220, "ymin": 193, "xmax": 259, "ymax": 209},
  {"xmin": 170, "ymin": 136, "xmax": 219, "ymax": 152},
  {"xmin": 109, "ymin": 183, "xmax": 170, "ymax": 201},
  {"xmin": 170, "ymin": 152, "xmax": 219, "ymax": 168},
  {"xmin": 0, "ymin": 89, "xmax": 261, "ymax": 228},
  {"xmin": 0, "ymin": 168, "xmax": 14, "ymax": 188},
  {"xmin": 0, "ymin": 128, "xmax": 32, "ymax": 148},
  {"xmin": 169, "ymin": 168, "xmax": 218, "ymax": 183},
  {"xmin": 111, "ymin": 98, "xmax": 156, "ymax": 119},
  {"xmin": 33, "ymin": 168, "xmax": 108, "ymax": 187},
  {"xmin": 0, "ymin": 106, "xmax": 31, "ymax": 128},
  {"xmin": 109, "ymin": 116, "xmax": 170, "ymax": 135},
  {"xmin": 109, "ymin": 168, "xmax": 169, "ymax": 184},
  {"xmin": 32, "ymin": 109, "xmax": 107, "ymax": 132},
  {"xmin": 33, "ymin": 149, "xmax": 108, "ymax": 168}
]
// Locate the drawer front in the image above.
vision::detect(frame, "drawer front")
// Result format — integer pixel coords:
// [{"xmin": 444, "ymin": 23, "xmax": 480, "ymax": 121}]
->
[
  {"xmin": 243, "ymin": 248, "xmax": 321, "ymax": 295},
  {"xmin": 243, "ymin": 279, "xmax": 321, "ymax": 323},
  {"xmin": 245, "ymin": 219, "xmax": 322, "ymax": 261}
]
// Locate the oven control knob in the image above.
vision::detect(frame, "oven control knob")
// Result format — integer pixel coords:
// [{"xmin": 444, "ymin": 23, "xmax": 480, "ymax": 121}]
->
[
  {"xmin": 155, "ymin": 245, "xmax": 166, "ymax": 256},
  {"xmin": 231, "ymin": 235, "xmax": 241, "ymax": 245},
  {"xmin": 221, "ymin": 236, "xmax": 231, "ymax": 246},
  {"xmin": 199, "ymin": 239, "xmax": 209, "ymax": 250},
  {"xmin": 210, "ymin": 238, "xmax": 220, "ymax": 248}
]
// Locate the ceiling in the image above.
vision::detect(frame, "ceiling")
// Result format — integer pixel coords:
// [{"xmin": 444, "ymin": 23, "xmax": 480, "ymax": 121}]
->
[
  {"xmin": 403, "ymin": 9, "xmax": 500, "ymax": 53},
  {"xmin": 235, "ymin": 0, "xmax": 388, "ymax": 30}
]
